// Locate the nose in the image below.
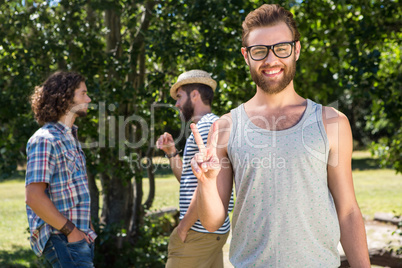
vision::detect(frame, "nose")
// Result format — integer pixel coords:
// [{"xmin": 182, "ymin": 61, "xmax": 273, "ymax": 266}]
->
[
  {"xmin": 175, "ymin": 100, "xmax": 180, "ymax": 108},
  {"xmin": 87, "ymin": 95, "xmax": 91, "ymax": 103},
  {"xmin": 264, "ymin": 49, "xmax": 279, "ymax": 64}
]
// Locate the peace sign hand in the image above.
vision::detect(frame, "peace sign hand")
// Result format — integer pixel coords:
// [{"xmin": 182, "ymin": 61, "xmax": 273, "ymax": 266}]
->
[{"xmin": 190, "ymin": 123, "xmax": 221, "ymax": 182}]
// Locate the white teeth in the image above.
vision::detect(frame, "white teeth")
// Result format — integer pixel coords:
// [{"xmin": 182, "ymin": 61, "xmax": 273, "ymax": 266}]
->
[{"xmin": 266, "ymin": 70, "xmax": 280, "ymax": 74}]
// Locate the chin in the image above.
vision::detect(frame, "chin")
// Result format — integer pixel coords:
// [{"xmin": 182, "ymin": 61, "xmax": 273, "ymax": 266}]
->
[{"xmin": 76, "ymin": 111, "xmax": 88, "ymax": 117}]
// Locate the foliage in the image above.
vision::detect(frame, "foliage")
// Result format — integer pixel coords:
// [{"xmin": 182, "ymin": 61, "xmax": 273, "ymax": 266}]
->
[
  {"xmin": 0, "ymin": 0, "xmax": 401, "ymax": 265},
  {"xmin": 391, "ymin": 213, "xmax": 402, "ymax": 256},
  {"xmin": 294, "ymin": 0, "xmax": 402, "ymax": 166},
  {"xmin": 93, "ymin": 214, "xmax": 174, "ymax": 268}
]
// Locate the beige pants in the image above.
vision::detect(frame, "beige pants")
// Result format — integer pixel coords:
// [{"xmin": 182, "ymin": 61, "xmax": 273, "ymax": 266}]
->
[{"xmin": 166, "ymin": 227, "xmax": 229, "ymax": 268}]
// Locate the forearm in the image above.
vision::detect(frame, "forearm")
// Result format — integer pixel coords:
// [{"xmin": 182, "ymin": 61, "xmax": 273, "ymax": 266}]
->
[
  {"xmin": 178, "ymin": 189, "xmax": 199, "ymax": 231},
  {"xmin": 169, "ymin": 154, "xmax": 183, "ymax": 182},
  {"xmin": 196, "ymin": 179, "xmax": 227, "ymax": 232},
  {"xmin": 339, "ymin": 208, "xmax": 370, "ymax": 267},
  {"xmin": 26, "ymin": 183, "xmax": 91, "ymax": 243},
  {"xmin": 26, "ymin": 186, "xmax": 69, "ymax": 230}
]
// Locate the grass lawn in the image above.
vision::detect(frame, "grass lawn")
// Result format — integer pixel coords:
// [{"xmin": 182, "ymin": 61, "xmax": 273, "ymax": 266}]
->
[
  {"xmin": 352, "ymin": 151, "xmax": 402, "ymax": 217},
  {"xmin": 1, "ymin": 152, "xmax": 401, "ymax": 267},
  {"xmin": 142, "ymin": 174, "xmax": 180, "ymax": 210},
  {"xmin": 0, "ymin": 176, "xmax": 40, "ymax": 267},
  {"xmin": 354, "ymin": 169, "xmax": 402, "ymax": 218}
]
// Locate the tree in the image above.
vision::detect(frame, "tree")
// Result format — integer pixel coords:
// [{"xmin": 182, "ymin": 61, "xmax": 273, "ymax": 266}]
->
[
  {"xmin": 0, "ymin": 0, "xmax": 401, "ymax": 265},
  {"xmin": 294, "ymin": 0, "xmax": 401, "ymax": 172}
]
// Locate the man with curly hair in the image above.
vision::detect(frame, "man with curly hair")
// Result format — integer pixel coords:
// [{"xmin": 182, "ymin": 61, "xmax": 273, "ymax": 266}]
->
[{"xmin": 25, "ymin": 71, "xmax": 96, "ymax": 267}]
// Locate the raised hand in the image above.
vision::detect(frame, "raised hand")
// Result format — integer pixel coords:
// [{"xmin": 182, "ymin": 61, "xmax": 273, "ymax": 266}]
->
[
  {"xmin": 190, "ymin": 123, "xmax": 221, "ymax": 182},
  {"xmin": 156, "ymin": 132, "xmax": 176, "ymax": 155}
]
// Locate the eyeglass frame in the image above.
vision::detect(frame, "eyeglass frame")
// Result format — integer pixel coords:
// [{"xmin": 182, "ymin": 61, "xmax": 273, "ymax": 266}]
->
[{"xmin": 245, "ymin": 41, "xmax": 297, "ymax": 61}]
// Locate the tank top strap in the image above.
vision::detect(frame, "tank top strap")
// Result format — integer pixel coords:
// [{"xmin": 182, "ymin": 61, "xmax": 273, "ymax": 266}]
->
[{"xmin": 228, "ymin": 104, "xmax": 244, "ymax": 158}]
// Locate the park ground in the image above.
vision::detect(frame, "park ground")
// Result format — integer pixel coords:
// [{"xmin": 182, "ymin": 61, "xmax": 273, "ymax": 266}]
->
[{"xmin": 0, "ymin": 151, "xmax": 401, "ymax": 267}]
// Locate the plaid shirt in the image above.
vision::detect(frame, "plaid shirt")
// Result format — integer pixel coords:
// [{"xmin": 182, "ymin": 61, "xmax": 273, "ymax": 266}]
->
[{"xmin": 25, "ymin": 122, "xmax": 96, "ymax": 257}]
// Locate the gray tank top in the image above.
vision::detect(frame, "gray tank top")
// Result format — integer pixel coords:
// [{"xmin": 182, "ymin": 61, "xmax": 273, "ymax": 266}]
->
[{"xmin": 228, "ymin": 99, "xmax": 340, "ymax": 267}]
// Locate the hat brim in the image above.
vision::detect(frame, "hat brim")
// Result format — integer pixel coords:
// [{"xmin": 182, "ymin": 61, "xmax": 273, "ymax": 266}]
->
[{"xmin": 170, "ymin": 77, "xmax": 217, "ymax": 100}]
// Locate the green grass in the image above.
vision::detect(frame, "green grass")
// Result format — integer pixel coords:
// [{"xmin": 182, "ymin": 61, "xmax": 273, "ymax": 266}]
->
[
  {"xmin": 142, "ymin": 175, "xmax": 180, "ymax": 210},
  {"xmin": 354, "ymin": 169, "xmax": 402, "ymax": 218},
  {"xmin": 351, "ymin": 151, "xmax": 402, "ymax": 217},
  {"xmin": 0, "ymin": 177, "xmax": 38, "ymax": 267},
  {"xmin": 0, "ymin": 172, "xmax": 180, "ymax": 267},
  {"xmin": 1, "ymin": 152, "xmax": 401, "ymax": 267}
]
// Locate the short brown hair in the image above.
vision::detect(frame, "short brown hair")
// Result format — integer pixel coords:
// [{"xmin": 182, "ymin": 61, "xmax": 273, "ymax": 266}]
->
[
  {"xmin": 30, "ymin": 71, "xmax": 85, "ymax": 125},
  {"xmin": 242, "ymin": 4, "xmax": 300, "ymax": 47},
  {"xmin": 181, "ymin": 83, "xmax": 214, "ymax": 106}
]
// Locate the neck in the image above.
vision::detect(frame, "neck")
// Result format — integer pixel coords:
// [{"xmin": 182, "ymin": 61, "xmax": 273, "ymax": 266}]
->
[
  {"xmin": 192, "ymin": 105, "xmax": 211, "ymax": 124},
  {"xmin": 58, "ymin": 112, "xmax": 77, "ymax": 128},
  {"xmin": 251, "ymin": 82, "xmax": 303, "ymax": 110}
]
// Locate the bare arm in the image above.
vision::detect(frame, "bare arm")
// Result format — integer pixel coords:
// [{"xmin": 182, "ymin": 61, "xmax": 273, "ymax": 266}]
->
[
  {"xmin": 157, "ymin": 132, "xmax": 183, "ymax": 181},
  {"xmin": 168, "ymin": 153, "xmax": 183, "ymax": 182},
  {"xmin": 191, "ymin": 115, "xmax": 233, "ymax": 232},
  {"xmin": 26, "ymin": 182, "xmax": 90, "ymax": 243},
  {"xmin": 324, "ymin": 107, "xmax": 370, "ymax": 267},
  {"xmin": 175, "ymin": 188, "xmax": 199, "ymax": 242}
]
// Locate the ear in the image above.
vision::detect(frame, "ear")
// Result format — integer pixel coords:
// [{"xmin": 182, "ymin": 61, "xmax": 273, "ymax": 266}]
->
[
  {"xmin": 241, "ymin": 47, "xmax": 250, "ymax": 66},
  {"xmin": 190, "ymin": 90, "xmax": 199, "ymax": 101},
  {"xmin": 295, "ymin": 41, "xmax": 301, "ymax": 61}
]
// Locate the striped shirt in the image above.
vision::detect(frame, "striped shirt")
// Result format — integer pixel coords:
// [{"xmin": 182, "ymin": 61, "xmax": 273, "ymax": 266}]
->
[
  {"xmin": 25, "ymin": 122, "xmax": 96, "ymax": 257},
  {"xmin": 180, "ymin": 113, "xmax": 234, "ymax": 234}
]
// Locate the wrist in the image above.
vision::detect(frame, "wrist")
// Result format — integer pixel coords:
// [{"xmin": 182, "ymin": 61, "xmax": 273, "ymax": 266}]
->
[
  {"xmin": 177, "ymin": 223, "xmax": 189, "ymax": 233},
  {"xmin": 60, "ymin": 219, "xmax": 76, "ymax": 236},
  {"xmin": 165, "ymin": 149, "xmax": 182, "ymax": 159}
]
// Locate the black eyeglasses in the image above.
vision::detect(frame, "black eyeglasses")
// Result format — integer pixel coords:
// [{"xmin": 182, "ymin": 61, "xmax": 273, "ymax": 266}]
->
[{"xmin": 246, "ymin": 41, "xmax": 296, "ymax": 61}]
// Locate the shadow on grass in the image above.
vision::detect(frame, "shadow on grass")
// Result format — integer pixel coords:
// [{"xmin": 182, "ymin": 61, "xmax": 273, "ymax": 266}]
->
[
  {"xmin": 352, "ymin": 158, "xmax": 381, "ymax": 171},
  {"xmin": 0, "ymin": 170, "xmax": 26, "ymax": 183},
  {"xmin": 142, "ymin": 164, "xmax": 175, "ymax": 179},
  {"xmin": 0, "ymin": 246, "xmax": 49, "ymax": 268}
]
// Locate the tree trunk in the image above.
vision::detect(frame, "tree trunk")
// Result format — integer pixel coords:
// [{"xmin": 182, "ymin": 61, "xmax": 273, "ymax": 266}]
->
[
  {"xmin": 128, "ymin": 151, "xmax": 143, "ymax": 242},
  {"xmin": 87, "ymin": 169, "xmax": 99, "ymax": 222},
  {"xmin": 144, "ymin": 146, "xmax": 155, "ymax": 210},
  {"xmin": 100, "ymin": 172, "xmax": 133, "ymax": 231},
  {"xmin": 105, "ymin": 8, "xmax": 122, "ymax": 58}
]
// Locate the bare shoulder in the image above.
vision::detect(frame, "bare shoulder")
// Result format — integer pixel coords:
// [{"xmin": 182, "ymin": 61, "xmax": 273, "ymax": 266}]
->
[
  {"xmin": 322, "ymin": 106, "xmax": 353, "ymax": 153},
  {"xmin": 208, "ymin": 113, "xmax": 232, "ymax": 154},
  {"xmin": 322, "ymin": 106, "xmax": 350, "ymax": 126},
  {"xmin": 215, "ymin": 112, "xmax": 233, "ymax": 128}
]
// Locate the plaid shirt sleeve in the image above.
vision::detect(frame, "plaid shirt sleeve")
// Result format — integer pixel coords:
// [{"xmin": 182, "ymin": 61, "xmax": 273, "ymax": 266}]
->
[{"xmin": 26, "ymin": 137, "xmax": 56, "ymax": 186}]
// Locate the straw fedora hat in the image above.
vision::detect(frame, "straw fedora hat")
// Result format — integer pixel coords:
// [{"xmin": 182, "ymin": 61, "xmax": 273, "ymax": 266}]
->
[{"xmin": 170, "ymin": 70, "xmax": 217, "ymax": 100}]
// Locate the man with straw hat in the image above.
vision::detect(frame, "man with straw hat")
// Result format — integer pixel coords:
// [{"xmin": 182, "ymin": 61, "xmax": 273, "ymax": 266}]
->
[{"xmin": 157, "ymin": 70, "xmax": 233, "ymax": 268}]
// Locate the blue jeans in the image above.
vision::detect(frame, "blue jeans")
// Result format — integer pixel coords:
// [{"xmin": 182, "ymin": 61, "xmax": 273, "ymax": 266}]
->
[{"xmin": 43, "ymin": 234, "xmax": 95, "ymax": 268}]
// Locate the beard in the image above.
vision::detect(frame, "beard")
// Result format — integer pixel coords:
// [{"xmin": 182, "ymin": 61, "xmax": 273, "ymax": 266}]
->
[
  {"xmin": 69, "ymin": 102, "xmax": 88, "ymax": 118},
  {"xmin": 75, "ymin": 110, "xmax": 88, "ymax": 117},
  {"xmin": 250, "ymin": 55, "xmax": 297, "ymax": 94},
  {"xmin": 181, "ymin": 97, "xmax": 194, "ymax": 122}
]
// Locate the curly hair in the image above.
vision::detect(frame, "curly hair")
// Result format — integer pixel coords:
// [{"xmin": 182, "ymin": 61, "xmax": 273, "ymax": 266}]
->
[
  {"xmin": 30, "ymin": 71, "xmax": 85, "ymax": 125},
  {"xmin": 242, "ymin": 4, "xmax": 300, "ymax": 47}
]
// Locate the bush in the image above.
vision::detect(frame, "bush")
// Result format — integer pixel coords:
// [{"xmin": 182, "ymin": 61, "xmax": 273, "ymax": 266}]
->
[{"xmin": 93, "ymin": 213, "xmax": 176, "ymax": 268}]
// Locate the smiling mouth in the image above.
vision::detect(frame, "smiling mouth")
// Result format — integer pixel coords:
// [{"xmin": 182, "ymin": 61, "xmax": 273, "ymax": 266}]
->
[
  {"xmin": 266, "ymin": 69, "xmax": 280, "ymax": 74},
  {"xmin": 262, "ymin": 68, "xmax": 283, "ymax": 76}
]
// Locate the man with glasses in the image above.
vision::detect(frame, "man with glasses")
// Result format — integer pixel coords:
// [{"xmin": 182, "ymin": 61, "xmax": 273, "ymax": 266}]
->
[{"xmin": 189, "ymin": 4, "xmax": 370, "ymax": 267}]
